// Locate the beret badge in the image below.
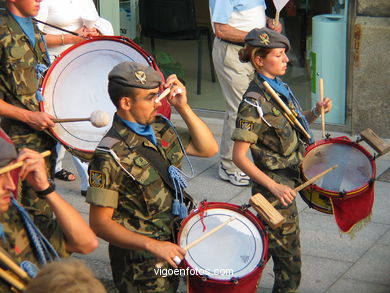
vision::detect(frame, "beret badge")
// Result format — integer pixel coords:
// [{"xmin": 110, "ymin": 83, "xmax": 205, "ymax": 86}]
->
[
  {"xmin": 135, "ymin": 71, "xmax": 147, "ymax": 84},
  {"xmin": 259, "ymin": 33, "xmax": 270, "ymax": 45}
]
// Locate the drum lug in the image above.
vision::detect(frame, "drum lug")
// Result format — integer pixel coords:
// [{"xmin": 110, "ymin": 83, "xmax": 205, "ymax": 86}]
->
[
  {"xmin": 338, "ymin": 190, "xmax": 347, "ymax": 198},
  {"xmin": 240, "ymin": 203, "xmax": 251, "ymax": 211},
  {"xmin": 230, "ymin": 277, "xmax": 239, "ymax": 284},
  {"xmin": 201, "ymin": 275, "xmax": 209, "ymax": 282},
  {"xmin": 325, "ymin": 133, "xmax": 331, "ymax": 140}
]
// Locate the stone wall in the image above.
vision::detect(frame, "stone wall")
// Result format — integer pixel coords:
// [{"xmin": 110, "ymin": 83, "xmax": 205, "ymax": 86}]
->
[{"xmin": 351, "ymin": 1, "xmax": 390, "ymax": 137}]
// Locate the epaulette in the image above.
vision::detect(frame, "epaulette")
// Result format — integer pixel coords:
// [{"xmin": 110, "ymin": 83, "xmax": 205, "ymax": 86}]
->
[{"xmin": 97, "ymin": 136, "xmax": 121, "ymax": 149}]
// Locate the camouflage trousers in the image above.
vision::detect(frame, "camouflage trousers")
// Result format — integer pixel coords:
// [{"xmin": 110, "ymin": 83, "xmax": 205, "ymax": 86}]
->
[
  {"xmin": 109, "ymin": 245, "xmax": 180, "ymax": 293},
  {"xmin": 2, "ymin": 119, "xmax": 57, "ymax": 221},
  {"xmin": 253, "ymin": 168, "xmax": 302, "ymax": 293}
]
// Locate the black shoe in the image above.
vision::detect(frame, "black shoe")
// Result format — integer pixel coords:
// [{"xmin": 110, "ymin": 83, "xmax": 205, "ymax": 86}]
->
[{"xmin": 81, "ymin": 190, "xmax": 87, "ymax": 197}]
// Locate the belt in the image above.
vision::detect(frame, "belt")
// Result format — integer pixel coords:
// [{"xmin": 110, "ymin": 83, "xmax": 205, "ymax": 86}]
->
[{"xmin": 219, "ymin": 38, "xmax": 245, "ymax": 47}]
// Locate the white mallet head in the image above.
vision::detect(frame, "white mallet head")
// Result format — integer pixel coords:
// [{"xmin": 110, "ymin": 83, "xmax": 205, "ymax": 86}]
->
[{"xmin": 90, "ymin": 110, "xmax": 110, "ymax": 128}]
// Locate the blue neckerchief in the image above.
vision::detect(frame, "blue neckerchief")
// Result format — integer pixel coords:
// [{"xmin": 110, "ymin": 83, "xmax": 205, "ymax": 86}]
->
[
  {"xmin": 10, "ymin": 12, "xmax": 36, "ymax": 47},
  {"xmin": 120, "ymin": 118, "xmax": 157, "ymax": 146},
  {"xmin": 258, "ymin": 73, "xmax": 314, "ymax": 144}
]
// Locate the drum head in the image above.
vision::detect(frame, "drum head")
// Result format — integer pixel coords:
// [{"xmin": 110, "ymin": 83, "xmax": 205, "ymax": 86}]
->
[
  {"xmin": 302, "ymin": 141, "xmax": 373, "ymax": 193},
  {"xmin": 179, "ymin": 207, "xmax": 265, "ymax": 281},
  {"xmin": 42, "ymin": 37, "xmax": 153, "ymax": 154}
]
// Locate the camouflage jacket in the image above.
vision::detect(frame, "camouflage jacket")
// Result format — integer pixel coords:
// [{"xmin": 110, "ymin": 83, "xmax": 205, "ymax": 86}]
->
[
  {"xmin": 0, "ymin": 9, "xmax": 53, "ymax": 150},
  {"xmin": 232, "ymin": 74, "xmax": 305, "ymax": 171},
  {"xmin": 0, "ymin": 203, "xmax": 69, "ymax": 293},
  {"xmin": 86, "ymin": 115, "xmax": 190, "ymax": 242}
]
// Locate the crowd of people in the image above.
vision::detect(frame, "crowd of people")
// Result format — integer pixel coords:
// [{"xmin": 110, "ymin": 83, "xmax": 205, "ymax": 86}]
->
[{"xmin": 0, "ymin": 0, "xmax": 332, "ymax": 293}]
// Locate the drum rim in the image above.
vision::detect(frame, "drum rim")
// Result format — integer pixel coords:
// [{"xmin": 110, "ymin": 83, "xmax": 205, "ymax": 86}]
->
[
  {"xmin": 302, "ymin": 136, "xmax": 376, "ymax": 197},
  {"xmin": 39, "ymin": 36, "xmax": 162, "ymax": 153},
  {"xmin": 178, "ymin": 202, "xmax": 268, "ymax": 283}
]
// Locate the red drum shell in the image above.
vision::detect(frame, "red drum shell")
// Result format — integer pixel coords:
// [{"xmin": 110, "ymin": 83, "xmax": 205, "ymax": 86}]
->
[
  {"xmin": 301, "ymin": 137, "xmax": 376, "ymax": 214},
  {"xmin": 178, "ymin": 202, "xmax": 268, "ymax": 293}
]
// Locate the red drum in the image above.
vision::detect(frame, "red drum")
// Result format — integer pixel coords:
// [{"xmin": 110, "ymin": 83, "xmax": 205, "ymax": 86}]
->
[
  {"xmin": 178, "ymin": 202, "xmax": 268, "ymax": 293},
  {"xmin": 40, "ymin": 36, "xmax": 171, "ymax": 161},
  {"xmin": 300, "ymin": 136, "xmax": 376, "ymax": 214}
]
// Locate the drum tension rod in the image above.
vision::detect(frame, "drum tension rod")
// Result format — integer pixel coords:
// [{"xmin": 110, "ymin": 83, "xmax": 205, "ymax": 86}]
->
[{"xmin": 240, "ymin": 203, "xmax": 251, "ymax": 211}]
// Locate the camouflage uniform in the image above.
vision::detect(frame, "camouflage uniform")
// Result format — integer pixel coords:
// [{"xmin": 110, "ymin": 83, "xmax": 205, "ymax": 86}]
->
[
  {"xmin": 0, "ymin": 10, "xmax": 56, "ymax": 221},
  {"xmin": 0, "ymin": 203, "xmax": 69, "ymax": 293},
  {"xmin": 86, "ymin": 115, "xmax": 190, "ymax": 293},
  {"xmin": 232, "ymin": 74, "xmax": 306, "ymax": 293}
]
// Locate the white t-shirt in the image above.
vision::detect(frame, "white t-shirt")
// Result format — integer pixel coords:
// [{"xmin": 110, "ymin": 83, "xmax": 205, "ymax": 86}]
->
[
  {"xmin": 209, "ymin": 0, "xmax": 267, "ymax": 32},
  {"xmin": 36, "ymin": 0, "xmax": 99, "ymax": 60}
]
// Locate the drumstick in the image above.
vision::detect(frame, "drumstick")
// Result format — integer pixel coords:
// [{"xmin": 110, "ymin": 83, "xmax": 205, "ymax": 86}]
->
[
  {"xmin": 295, "ymin": 164, "xmax": 338, "ymax": 192},
  {"xmin": 32, "ymin": 18, "xmax": 81, "ymax": 37},
  {"xmin": 154, "ymin": 87, "xmax": 183, "ymax": 104},
  {"xmin": 275, "ymin": 11, "xmax": 280, "ymax": 26},
  {"xmin": 53, "ymin": 110, "xmax": 109, "ymax": 128},
  {"xmin": 0, "ymin": 267, "xmax": 26, "ymax": 291},
  {"xmin": 154, "ymin": 88, "xmax": 171, "ymax": 104},
  {"xmin": 0, "ymin": 151, "xmax": 51, "ymax": 175},
  {"xmin": 263, "ymin": 81, "xmax": 311, "ymax": 140},
  {"xmin": 183, "ymin": 216, "xmax": 236, "ymax": 251},
  {"xmin": 319, "ymin": 78, "xmax": 326, "ymax": 138},
  {"xmin": 0, "ymin": 249, "xmax": 30, "ymax": 282}
]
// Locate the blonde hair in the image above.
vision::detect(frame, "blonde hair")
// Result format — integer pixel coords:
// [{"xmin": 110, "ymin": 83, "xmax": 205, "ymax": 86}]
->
[{"xmin": 25, "ymin": 259, "xmax": 106, "ymax": 293}]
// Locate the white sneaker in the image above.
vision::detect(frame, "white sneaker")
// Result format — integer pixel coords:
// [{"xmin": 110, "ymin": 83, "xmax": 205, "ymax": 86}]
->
[{"xmin": 218, "ymin": 163, "xmax": 250, "ymax": 186}]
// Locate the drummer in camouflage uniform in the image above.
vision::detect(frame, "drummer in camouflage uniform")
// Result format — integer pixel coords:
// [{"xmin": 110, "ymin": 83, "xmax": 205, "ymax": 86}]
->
[
  {"xmin": 86, "ymin": 61, "xmax": 218, "ymax": 293},
  {"xmin": 0, "ymin": 129, "xmax": 97, "ymax": 293},
  {"xmin": 0, "ymin": 0, "xmax": 57, "ymax": 223},
  {"xmin": 232, "ymin": 28, "xmax": 332, "ymax": 292}
]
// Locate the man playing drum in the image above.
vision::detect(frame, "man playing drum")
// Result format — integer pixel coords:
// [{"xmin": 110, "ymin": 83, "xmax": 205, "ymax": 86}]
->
[
  {"xmin": 86, "ymin": 61, "xmax": 218, "ymax": 293},
  {"xmin": 0, "ymin": 0, "xmax": 57, "ymax": 222},
  {"xmin": 0, "ymin": 129, "xmax": 98, "ymax": 292}
]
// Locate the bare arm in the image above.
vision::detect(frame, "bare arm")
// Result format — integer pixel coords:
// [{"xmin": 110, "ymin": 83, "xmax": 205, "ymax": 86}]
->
[
  {"xmin": 214, "ymin": 23, "xmax": 248, "ymax": 43},
  {"xmin": 43, "ymin": 27, "xmax": 99, "ymax": 48},
  {"xmin": 89, "ymin": 205, "xmax": 186, "ymax": 268},
  {"xmin": 232, "ymin": 140, "xmax": 295, "ymax": 206},
  {"xmin": 17, "ymin": 149, "xmax": 98, "ymax": 254},
  {"xmin": 0, "ymin": 100, "xmax": 55, "ymax": 130},
  {"xmin": 164, "ymin": 75, "xmax": 218, "ymax": 158}
]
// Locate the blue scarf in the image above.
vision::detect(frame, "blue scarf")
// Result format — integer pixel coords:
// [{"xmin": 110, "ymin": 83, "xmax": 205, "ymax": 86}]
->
[
  {"xmin": 120, "ymin": 118, "xmax": 157, "ymax": 146},
  {"xmin": 258, "ymin": 73, "xmax": 314, "ymax": 144},
  {"xmin": 10, "ymin": 13, "xmax": 36, "ymax": 47}
]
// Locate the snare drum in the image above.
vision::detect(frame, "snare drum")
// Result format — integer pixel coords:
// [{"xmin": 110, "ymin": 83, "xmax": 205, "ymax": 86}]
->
[
  {"xmin": 40, "ymin": 36, "xmax": 171, "ymax": 161},
  {"xmin": 300, "ymin": 136, "xmax": 376, "ymax": 214},
  {"xmin": 178, "ymin": 202, "xmax": 268, "ymax": 293}
]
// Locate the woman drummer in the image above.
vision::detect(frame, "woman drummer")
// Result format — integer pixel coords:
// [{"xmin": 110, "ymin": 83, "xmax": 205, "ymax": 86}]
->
[{"xmin": 232, "ymin": 27, "xmax": 332, "ymax": 292}]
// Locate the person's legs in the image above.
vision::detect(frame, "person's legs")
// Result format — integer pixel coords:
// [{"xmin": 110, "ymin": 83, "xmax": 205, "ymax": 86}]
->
[
  {"xmin": 55, "ymin": 143, "xmax": 76, "ymax": 181},
  {"xmin": 212, "ymin": 38, "xmax": 253, "ymax": 185},
  {"xmin": 71, "ymin": 156, "xmax": 89, "ymax": 194}
]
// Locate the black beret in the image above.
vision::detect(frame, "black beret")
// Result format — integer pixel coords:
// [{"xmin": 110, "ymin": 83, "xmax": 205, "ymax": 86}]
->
[
  {"xmin": 245, "ymin": 27, "xmax": 290, "ymax": 52},
  {"xmin": 0, "ymin": 134, "xmax": 17, "ymax": 169},
  {"xmin": 108, "ymin": 62, "xmax": 162, "ymax": 89}
]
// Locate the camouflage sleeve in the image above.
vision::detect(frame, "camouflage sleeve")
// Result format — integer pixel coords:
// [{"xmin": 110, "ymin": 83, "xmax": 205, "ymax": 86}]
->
[
  {"xmin": 86, "ymin": 151, "xmax": 120, "ymax": 209},
  {"xmin": 232, "ymin": 98, "xmax": 264, "ymax": 144}
]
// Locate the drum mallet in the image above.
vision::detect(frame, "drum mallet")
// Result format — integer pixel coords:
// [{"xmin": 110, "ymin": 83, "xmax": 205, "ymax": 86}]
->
[
  {"xmin": 250, "ymin": 165, "xmax": 338, "ymax": 229},
  {"xmin": 171, "ymin": 216, "xmax": 236, "ymax": 265},
  {"xmin": 0, "ymin": 151, "xmax": 51, "ymax": 175},
  {"xmin": 53, "ymin": 110, "xmax": 110, "ymax": 128}
]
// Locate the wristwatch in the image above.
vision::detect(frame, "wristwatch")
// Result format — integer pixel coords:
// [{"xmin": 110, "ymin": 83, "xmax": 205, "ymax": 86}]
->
[{"xmin": 35, "ymin": 183, "xmax": 55, "ymax": 199}]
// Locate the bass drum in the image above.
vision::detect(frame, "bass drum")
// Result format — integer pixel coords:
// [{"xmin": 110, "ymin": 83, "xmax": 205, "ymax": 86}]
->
[{"xmin": 40, "ymin": 36, "xmax": 171, "ymax": 161}]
